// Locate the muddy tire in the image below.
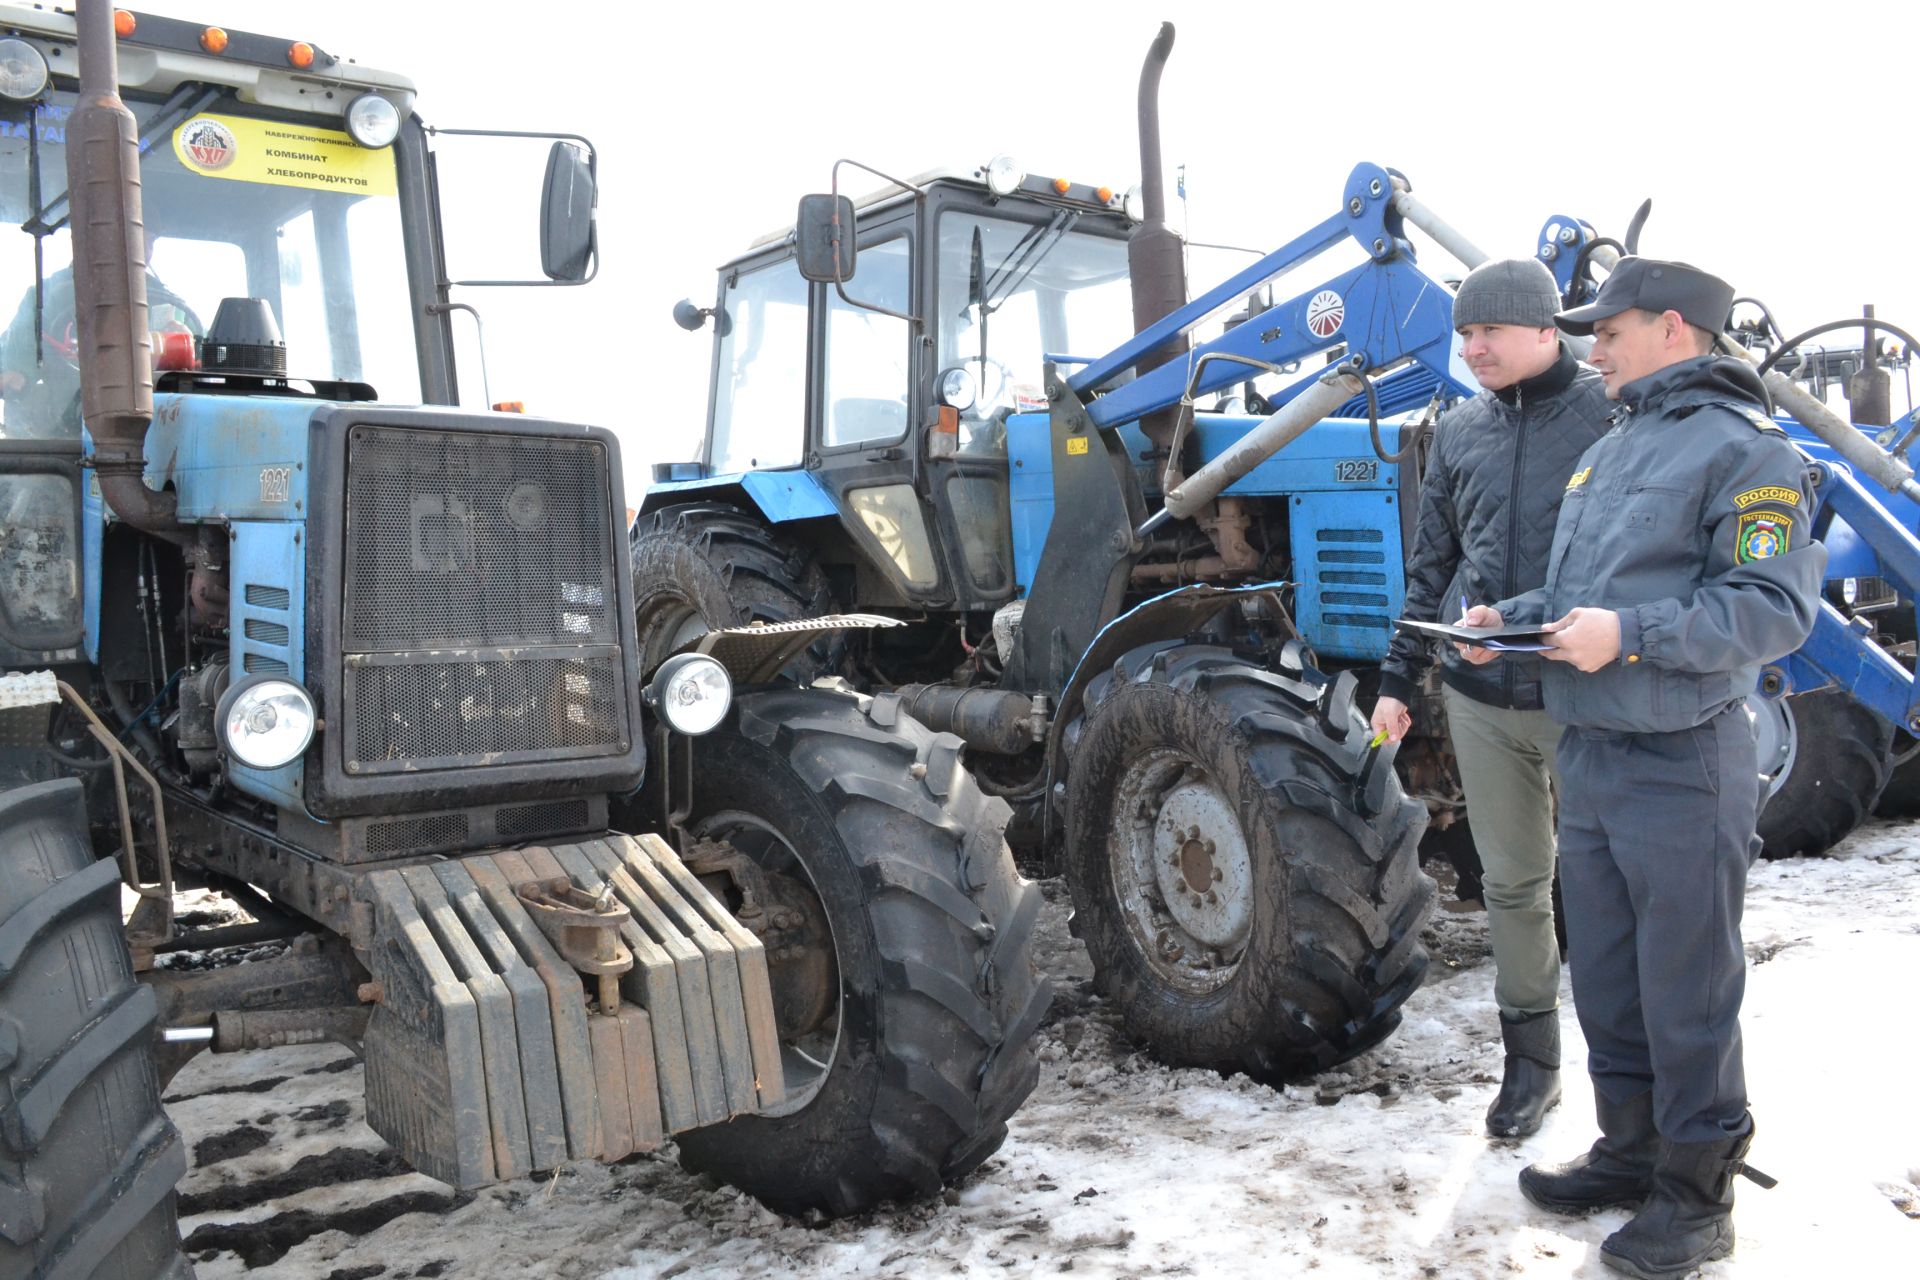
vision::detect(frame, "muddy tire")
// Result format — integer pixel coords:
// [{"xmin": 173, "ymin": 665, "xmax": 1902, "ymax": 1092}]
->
[
  {"xmin": 1754, "ymin": 687, "xmax": 1893, "ymax": 859},
  {"xmin": 1065, "ymin": 643, "xmax": 1435, "ymax": 1080},
  {"xmin": 630, "ymin": 503, "xmax": 838, "ymax": 681},
  {"xmin": 0, "ymin": 779, "xmax": 191, "ymax": 1280},
  {"xmin": 671, "ymin": 687, "xmax": 1049, "ymax": 1216}
]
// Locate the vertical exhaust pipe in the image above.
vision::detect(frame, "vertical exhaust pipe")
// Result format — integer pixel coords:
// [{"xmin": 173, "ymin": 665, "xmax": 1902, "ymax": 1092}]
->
[
  {"xmin": 67, "ymin": 0, "xmax": 174, "ymax": 533},
  {"xmin": 1127, "ymin": 22, "xmax": 1188, "ymax": 460}
]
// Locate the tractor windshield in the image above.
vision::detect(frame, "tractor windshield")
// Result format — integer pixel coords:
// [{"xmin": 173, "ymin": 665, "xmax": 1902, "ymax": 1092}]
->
[
  {"xmin": 0, "ymin": 89, "xmax": 418, "ymax": 440},
  {"xmin": 937, "ymin": 208, "xmax": 1132, "ymax": 455}
]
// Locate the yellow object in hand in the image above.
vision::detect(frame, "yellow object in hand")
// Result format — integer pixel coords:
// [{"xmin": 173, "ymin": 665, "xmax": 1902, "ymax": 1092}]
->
[{"xmin": 1368, "ymin": 728, "xmax": 1390, "ymax": 749}]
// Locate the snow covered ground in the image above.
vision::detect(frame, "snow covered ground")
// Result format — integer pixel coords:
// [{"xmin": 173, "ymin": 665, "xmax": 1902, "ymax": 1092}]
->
[{"xmin": 162, "ymin": 821, "xmax": 1920, "ymax": 1279}]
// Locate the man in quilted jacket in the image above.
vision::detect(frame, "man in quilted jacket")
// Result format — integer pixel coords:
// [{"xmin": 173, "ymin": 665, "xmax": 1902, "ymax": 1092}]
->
[{"xmin": 1370, "ymin": 257, "xmax": 1611, "ymax": 1137}]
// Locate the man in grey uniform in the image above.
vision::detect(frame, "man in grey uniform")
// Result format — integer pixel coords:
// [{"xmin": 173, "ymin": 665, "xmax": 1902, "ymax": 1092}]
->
[
  {"xmin": 1459, "ymin": 257, "xmax": 1822, "ymax": 1279},
  {"xmin": 1371, "ymin": 257, "xmax": 1611, "ymax": 1137}
]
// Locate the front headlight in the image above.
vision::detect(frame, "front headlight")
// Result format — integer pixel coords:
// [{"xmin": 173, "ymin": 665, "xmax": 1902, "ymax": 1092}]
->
[
  {"xmin": 0, "ymin": 39, "xmax": 49, "ymax": 102},
  {"xmin": 984, "ymin": 154, "xmax": 1024, "ymax": 198},
  {"xmin": 646, "ymin": 653, "xmax": 732, "ymax": 735},
  {"xmin": 216, "ymin": 675, "xmax": 317, "ymax": 769},
  {"xmin": 346, "ymin": 93, "xmax": 401, "ymax": 148}
]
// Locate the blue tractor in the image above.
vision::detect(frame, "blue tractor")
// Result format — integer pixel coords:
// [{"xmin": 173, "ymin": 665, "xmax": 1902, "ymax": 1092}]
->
[
  {"xmin": 638, "ymin": 24, "xmax": 1920, "ymax": 1080},
  {"xmin": 0, "ymin": 6, "xmax": 1047, "ymax": 1274}
]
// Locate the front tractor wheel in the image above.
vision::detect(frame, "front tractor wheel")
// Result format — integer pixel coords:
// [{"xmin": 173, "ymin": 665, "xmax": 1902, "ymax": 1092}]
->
[
  {"xmin": 1752, "ymin": 686, "xmax": 1893, "ymax": 859},
  {"xmin": 670, "ymin": 687, "xmax": 1049, "ymax": 1217},
  {"xmin": 1066, "ymin": 643, "xmax": 1435, "ymax": 1080},
  {"xmin": 630, "ymin": 503, "xmax": 838, "ymax": 681}
]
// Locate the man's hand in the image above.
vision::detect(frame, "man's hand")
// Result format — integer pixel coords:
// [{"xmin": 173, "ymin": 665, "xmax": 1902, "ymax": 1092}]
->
[
  {"xmin": 1370, "ymin": 695, "xmax": 1413, "ymax": 744},
  {"xmin": 1541, "ymin": 606, "xmax": 1623, "ymax": 671},
  {"xmin": 1453, "ymin": 604, "xmax": 1503, "ymax": 665}
]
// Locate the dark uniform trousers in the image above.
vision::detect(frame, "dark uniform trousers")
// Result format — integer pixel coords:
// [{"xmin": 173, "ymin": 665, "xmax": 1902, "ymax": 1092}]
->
[{"xmin": 1556, "ymin": 706, "xmax": 1759, "ymax": 1144}]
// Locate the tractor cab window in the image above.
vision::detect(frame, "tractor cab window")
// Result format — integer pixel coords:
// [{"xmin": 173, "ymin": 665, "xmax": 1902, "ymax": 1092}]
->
[
  {"xmin": 935, "ymin": 209, "xmax": 1133, "ymax": 456},
  {"xmin": 0, "ymin": 92, "xmax": 418, "ymax": 441},
  {"xmin": 821, "ymin": 233, "xmax": 911, "ymax": 450},
  {"xmin": 708, "ymin": 256, "xmax": 808, "ymax": 474}
]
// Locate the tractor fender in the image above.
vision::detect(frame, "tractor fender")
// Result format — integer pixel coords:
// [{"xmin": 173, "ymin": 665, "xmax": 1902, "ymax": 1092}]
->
[
  {"xmin": 1044, "ymin": 579, "xmax": 1297, "ymax": 774},
  {"xmin": 635, "ymin": 470, "xmax": 838, "ymax": 526}
]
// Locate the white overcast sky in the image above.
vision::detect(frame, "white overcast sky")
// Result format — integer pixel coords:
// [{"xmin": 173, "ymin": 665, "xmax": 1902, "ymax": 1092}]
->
[{"xmin": 153, "ymin": 0, "xmax": 1917, "ymax": 498}]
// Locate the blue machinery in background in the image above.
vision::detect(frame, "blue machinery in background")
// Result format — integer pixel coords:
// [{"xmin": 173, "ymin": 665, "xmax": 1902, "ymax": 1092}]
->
[{"xmin": 1008, "ymin": 158, "xmax": 1920, "ymax": 734}]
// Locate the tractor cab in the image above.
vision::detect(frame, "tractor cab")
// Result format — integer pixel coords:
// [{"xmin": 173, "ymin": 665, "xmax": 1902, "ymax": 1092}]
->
[{"xmin": 665, "ymin": 162, "xmax": 1138, "ymax": 611}]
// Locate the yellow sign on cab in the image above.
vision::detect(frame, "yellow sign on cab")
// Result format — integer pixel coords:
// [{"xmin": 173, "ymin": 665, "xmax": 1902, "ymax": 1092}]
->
[{"xmin": 173, "ymin": 113, "xmax": 397, "ymax": 198}]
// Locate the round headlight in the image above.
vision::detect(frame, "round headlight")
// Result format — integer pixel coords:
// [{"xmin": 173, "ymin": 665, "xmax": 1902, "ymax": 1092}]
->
[
  {"xmin": 346, "ymin": 93, "xmax": 401, "ymax": 148},
  {"xmin": 216, "ymin": 676, "xmax": 317, "ymax": 769},
  {"xmin": 0, "ymin": 39, "xmax": 50, "ymax": 102},
  {"xmin": 1842, "ymin": 577, "xmax": 1860, "ymax": 606},
  {"xmin": 646, "ymin": 653, "xmax": 733, "ymax": 736},
  {"xmin": 984, "ymin": 154, "xmax": 1024, "ymax": 198},
  {"xmin": 938, "ymin": 366, "xmax": 977, "ymax": 412},
  {"xmin": 1123, "ymin": 185, "xmax": 1145, "ymax": 223}
]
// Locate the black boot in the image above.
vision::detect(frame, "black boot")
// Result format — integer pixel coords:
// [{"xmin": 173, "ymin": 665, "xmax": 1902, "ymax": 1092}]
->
[
  {"xmin": 1518, "ymin": 1089, "xmax": 1657, "ymax": 1214},
  {"xmin": 1486, "ymin": 1009, "xmax": 1562, "ymax": 1137},
  {"xmin": 1600, "ymin": 1116, "xmax": 1775, "ymax": 1279}
]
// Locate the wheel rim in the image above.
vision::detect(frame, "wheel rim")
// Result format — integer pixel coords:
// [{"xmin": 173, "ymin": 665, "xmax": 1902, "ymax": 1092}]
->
[
  {"xmin": 1110, "ymin": 746, "xmax": 1254, "ymax": 992},
  {"xmin": 1749, "ymin": 696, "xmax": 1797, "ymax": 802},
  {"xmin": 691, "ymin": 809, "xmax": 841, "ymax": 1117},
  {"xmin": 639, "ymin": 596, "xmax": 712, "ymax": 670}
]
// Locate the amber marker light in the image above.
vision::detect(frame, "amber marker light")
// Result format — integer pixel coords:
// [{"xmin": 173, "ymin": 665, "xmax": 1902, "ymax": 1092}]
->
[
  {"xmin": 1096, "ymin": 186, "xmax": 1115, "ymax": 204},
  {"xmin": 112, "ymin": 9, "xmax": 135, "ymax": 37},
  {"xmin": 288, "ymin": 42, "xmax": 315, "ymax": 69},
  {"xmin": 1052, "ymin": 177, "xmax": 1071, "ymax": 195},
  {"xmin": 200, "ymin": 27, "xmax": 228, "ymax": 54}
]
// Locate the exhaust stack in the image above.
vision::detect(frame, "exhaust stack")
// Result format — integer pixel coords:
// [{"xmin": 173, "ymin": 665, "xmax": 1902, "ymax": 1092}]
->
[
  {"xmin": 67, "ymin": 0, "xmax": 173, "ymax": 533},
  {"xmin": 1127, "ymin": 22, "xmax": 1188, "ymax": 459}
]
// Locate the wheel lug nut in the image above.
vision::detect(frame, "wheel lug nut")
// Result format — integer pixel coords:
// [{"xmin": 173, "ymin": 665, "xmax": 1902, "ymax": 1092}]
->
[
  {"xmin": 1205, "ymin": 891, "xmax": 1218, "ymax": 905},
  {"xmin": 1190, "ymin": 894, "xmax": 1204, "ymax": 909},
  {"xmin": 1211, "ymin": 868, "xmax": 1223, "ymax": 882}
]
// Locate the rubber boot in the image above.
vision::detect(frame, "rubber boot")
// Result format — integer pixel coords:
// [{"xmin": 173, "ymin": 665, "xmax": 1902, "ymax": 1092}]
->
[
  {"xmin": 1600, "ymin": 1117, "xmax": 1775, "ymax": 1280},
  {"xmin": 1486, "ymin": 1009, "xmax": 1561, "ymax": 1137},
  {"xmin": 1518, "ymin": 1089, "xmax": 1657, "ymax": 1214}
]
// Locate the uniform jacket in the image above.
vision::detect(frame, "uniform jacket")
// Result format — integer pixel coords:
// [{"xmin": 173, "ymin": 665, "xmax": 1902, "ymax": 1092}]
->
[
  {"xmin": 1378, "ymin": 344, "xmax": 1612, "ymax": 710},
  {"xmin": 1497, "ymin": 355, "xmax": 1826, "ymax": 733}
]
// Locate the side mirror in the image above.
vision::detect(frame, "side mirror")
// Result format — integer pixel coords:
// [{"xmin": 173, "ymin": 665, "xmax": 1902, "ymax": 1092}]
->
[
  {"xmin": 673, "ymin": 299, "xmax": 707, "ymax": 331},
  {"xmin": 794, "ymin": 193, "xmax": 855, "ymax": 284},
  {"xmin": 540, "ymin": 140, "xmax": 596, "ymax": 283}
]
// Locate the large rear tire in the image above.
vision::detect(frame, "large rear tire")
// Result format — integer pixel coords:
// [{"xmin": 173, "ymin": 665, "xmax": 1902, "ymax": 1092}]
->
[
  {"xmin": 0, "ymin": 779, "xmax": 191, "ymax": 1280},
  {"xmin": 1753, "ymin": 687, "xmax": 1893, "ymax": 859},
  {"xmin": 670, "ymin": 687, "xmax": 1049, "ymax": 1216},
  {"xmin": 1065, "ymin": 643, "xmax": 1435, "ymax": 1080},
  {"xmin": 630, "ymin": 503, "xmax": 838, "ymax": 681}
]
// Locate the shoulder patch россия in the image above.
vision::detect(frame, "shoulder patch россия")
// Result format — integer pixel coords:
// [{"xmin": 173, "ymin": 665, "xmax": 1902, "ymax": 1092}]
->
[{"xmin": 1734, "ymin": 485, "xmax": 1801, "ymax": 509}]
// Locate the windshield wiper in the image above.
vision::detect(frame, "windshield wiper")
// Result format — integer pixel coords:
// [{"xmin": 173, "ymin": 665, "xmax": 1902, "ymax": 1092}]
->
[
  {"xmin": 981, "ymin": 208, "xmax": 1078, "ymax": 314},
  {"xmin": 22, "ymin": 82, "xmax": 219, "ymax": 236}
]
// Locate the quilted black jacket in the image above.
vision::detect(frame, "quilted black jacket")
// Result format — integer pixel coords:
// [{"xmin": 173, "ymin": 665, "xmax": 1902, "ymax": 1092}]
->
[{"xmin": 1377, "ymin": 344, "xmax": 1612, "ymax": 710}]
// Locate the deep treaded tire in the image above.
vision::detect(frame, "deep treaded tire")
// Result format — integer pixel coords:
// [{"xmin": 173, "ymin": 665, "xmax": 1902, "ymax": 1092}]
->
[
  {"xmin": 631, "ymin": 503, "xmax": 837, "ymax": 680},
  {"xmin": 1757, "ymin": 687, "xmax": 1893, "ymax": 859},
  {"xmin": 0, "ymin": 779, "xmax": 191, "ymax": 1280},
  {"xmin": 1066, "ymin": 643, "xmax": 1435, "ymax": 1080},
  {"xmin": 672, "ymin": 687, "xmax": 1049, "ymax": 1216}
]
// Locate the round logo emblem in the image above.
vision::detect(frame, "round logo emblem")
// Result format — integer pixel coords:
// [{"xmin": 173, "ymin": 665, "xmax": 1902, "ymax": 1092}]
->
[
  {"xmin": 180, "ymin": 117, "xmax": 236, "ymax": 171},
  {"xmin": 505, "ymin": 481, "xmax": 548, "ymax": 531},
  {"xmin": 1306, "ymin": 289, "xmax": 1346, "ymax": 339}
]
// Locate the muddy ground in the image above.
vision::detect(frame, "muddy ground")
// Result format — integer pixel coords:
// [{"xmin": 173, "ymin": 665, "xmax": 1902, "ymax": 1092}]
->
[{"xmin": 160, "ymin": 828, "xmax": 1920, "ymax": 1279}]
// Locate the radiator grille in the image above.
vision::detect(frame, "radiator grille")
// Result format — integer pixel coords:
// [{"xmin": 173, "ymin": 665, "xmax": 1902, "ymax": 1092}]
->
[
  {"xmin": 337, "ymin": 424, "xmax": 628, "ymax": 775},
  {"xmin": 496, "ymin": 798, "xmax": 592, "ymax": 839},
  {"xmin": 344, "ymin": 426, "xmax": 617, "ymax": 651},
  {"xmin": 345, "ymin": 653, "xmax": 622, "ymax": 772},
  {"xmin": 366, "ymin": 812, "xmax": 470, "ymax": 855}
]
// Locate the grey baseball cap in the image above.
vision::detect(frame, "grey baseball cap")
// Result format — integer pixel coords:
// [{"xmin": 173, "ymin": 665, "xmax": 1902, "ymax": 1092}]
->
[{"xmin": 1554, "ymin": 256, "xmax": 1735, "ymax": 337}]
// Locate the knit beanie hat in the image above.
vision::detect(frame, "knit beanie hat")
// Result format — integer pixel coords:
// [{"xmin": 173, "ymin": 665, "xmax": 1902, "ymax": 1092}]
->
[{"xmin": 1452, "ymin": 257, "xmax": 1561, "ymax": 330}]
